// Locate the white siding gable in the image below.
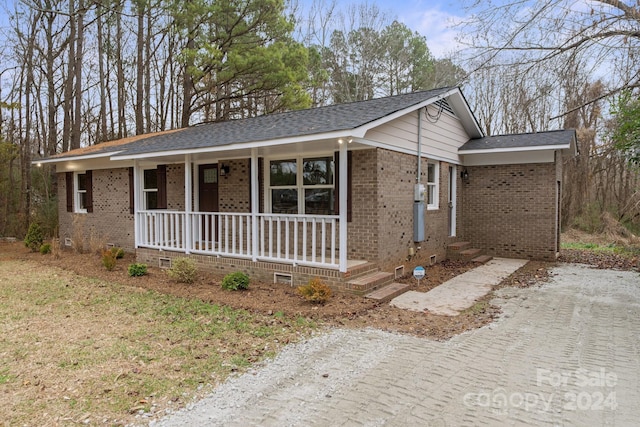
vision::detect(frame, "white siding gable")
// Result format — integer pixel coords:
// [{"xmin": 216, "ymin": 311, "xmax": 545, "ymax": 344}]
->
[{"xmin": 363, "ymin": 103, "xmax": 469, "ymax": 164}]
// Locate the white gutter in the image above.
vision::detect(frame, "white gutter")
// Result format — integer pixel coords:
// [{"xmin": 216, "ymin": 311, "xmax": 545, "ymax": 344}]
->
[
  {"xmin": 110, "ymin": 130, "xmax": 363, "ymax": 161},
  {"xmin": 34, "ymin": 151, "xmax": 124, "ymax": 164}
]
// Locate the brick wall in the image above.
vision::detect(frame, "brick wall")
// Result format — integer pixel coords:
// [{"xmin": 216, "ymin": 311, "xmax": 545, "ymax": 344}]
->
[
  {"xmin": 218, "ymin": 159, "xmax": 251, "ymax": 212},
  {"xmin": 136, "ymin": 247, "xmax": 351, "ymax": 290},
  {"xmin": 58, "ymin": 168, "xmax": 135, "ymax": 251},
  {"xmin": 348, "ymin": 149, "xmax": 379, "ymax": 261},
  {"xmin": 166, "ymin": 164, "xmax": 185, "ymax": 210},
  {"xmin": 459, "ymin": 162, "xmax": 558, "ymax": 260},
  {"xmin": 57, "ymin": 152, "xmax": 459, "ymax": 276},
  {"xmin": 373, "ymin": 149, "xmax": 456, "ymax": 271}
]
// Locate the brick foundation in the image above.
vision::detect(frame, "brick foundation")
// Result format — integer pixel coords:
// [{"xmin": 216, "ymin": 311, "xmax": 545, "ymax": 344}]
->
[{"xmin": 136, "ymin": 247, "xmax": 370, "ymax": 292}]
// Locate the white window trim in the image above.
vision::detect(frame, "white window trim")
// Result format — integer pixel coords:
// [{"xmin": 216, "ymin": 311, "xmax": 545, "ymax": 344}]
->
[
  {"xmin": 266, "ymin": 155, "xmax": 335, "ymax": 214},
  {"xmin": 74, "ymin": 171, "xmax": 87, "ymax": 214},
  {"xmin": 143, "ymin": 168, "xmax": 158, "ymax": 210},
  {"xmin": 427, "ymin": 161, "xmax": 439, "ymax": 210}
]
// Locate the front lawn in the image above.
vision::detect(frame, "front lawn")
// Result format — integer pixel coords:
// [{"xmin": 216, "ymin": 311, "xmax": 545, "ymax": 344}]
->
[{"xmin": 0, "ymin": 259, "xmax": 315, "ymax": 425}]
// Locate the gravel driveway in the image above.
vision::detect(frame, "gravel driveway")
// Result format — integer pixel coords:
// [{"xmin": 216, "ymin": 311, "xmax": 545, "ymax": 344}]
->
[{"xmin": 152, "ymin": 264, "xmax": 640, "ymax": 426}]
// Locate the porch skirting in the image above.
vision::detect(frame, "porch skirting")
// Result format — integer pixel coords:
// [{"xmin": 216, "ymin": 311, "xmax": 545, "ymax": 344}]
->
[{"xmin": 136, "ymin": 248, "xmax": 375, "ymax": 292}]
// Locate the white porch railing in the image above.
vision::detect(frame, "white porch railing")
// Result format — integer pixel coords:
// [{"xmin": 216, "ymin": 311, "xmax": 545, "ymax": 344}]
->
[{"xmin": 136, "ymin": 211, "xmax": 340, "ymax": 269}]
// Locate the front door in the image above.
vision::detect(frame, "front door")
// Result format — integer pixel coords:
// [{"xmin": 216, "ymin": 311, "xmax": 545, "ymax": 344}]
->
[
  {"xmin": 199, "ymin": 164, "xmax": 219, "ymax": 212},
  {"xmin": 199, "ymin": 164, "xmax": 219, "ymax": 243}
]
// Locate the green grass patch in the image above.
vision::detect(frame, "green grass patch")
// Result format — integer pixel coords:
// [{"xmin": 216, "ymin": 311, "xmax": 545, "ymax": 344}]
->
[
  {"xmin": 0, "ymin": 368, "xmax": 14, "ymax": 385},
  {"xmin": 0, "ymin": 259, "xmax": 316, "ymax": 425},
  {"xmin": 562, "ymin": 241, "xmax": 639, "ymax": 257}
]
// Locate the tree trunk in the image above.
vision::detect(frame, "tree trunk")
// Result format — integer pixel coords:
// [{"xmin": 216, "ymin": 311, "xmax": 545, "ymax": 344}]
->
[
  {"xmin": 96, "ymin": 2, "xmax": 108, "ymax": 143},
  {"xmin": 61, "ymin": 1, "xmax": 76, "ymax": 152},
  {"xmin": 71, "ymin": 0, "xmax": 85, "ymax": 150},
  {"xmin": 135, "ymin": 0, "xmax": 145, "ymax": 135},
  {"xmin": 116, "ymin": 1, "xmax": 127, "ymax": 139}
]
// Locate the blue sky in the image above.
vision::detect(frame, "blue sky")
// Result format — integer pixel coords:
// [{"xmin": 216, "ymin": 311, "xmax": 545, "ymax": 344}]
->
[
  {"xmin": 0, "ymin": 0, "xmax": 469, "ymax": 58},
  {"xmin": 295, "ymin": 0, "xmax": 469, "ymax": 58},
  {"xmin": 381, "ymin": 0, "xmax": 467, "ymax": 57}
]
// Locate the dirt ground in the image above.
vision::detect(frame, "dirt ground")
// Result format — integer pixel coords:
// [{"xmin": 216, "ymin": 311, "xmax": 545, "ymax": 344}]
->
[
  {"xmin": 3, "ymin": 229, "xmax": 638, "ymax": 342},
  {"xmin": 1, "ymin": 241, "xmax": 561, "ymax": 341}
]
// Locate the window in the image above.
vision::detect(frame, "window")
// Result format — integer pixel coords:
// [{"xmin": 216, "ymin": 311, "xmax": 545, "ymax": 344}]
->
[
  {"xmin": 269, "ymin": 156, "xmax": 335, "ymax": 215},
  {"xmin": 143, "ymin": 169, "xmax": 158, "ymax": 210},
  {"xmin": 427, "ymin": 162, "xmax": 439, "ymax": 209},
  {"xmin": 73, "ymin": 171, "xmax": 92, "ymax": 213},
  {"xmin": 75, "ymin": 172, "xmax": 88, "ymax": 212}
]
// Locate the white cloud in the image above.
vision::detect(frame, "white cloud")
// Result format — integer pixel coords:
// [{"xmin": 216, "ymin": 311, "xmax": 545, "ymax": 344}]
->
[{"xmin": 399, "ymin": 6, "xmax": 466, "ymax": 58}]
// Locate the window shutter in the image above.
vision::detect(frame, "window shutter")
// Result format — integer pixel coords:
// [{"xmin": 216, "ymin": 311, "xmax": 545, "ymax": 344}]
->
[
  {"xmin": 334, "ymin": 151, "xmax": 352, "ymax": 222},
  {"xmin": 85, "ymin": 170, "xmax": 93, "ymax": 213},
  {"xmin": 128, "ymin": 167, "xmax": 134, "ymax": 214},
  {"xmin": 157, "ymin": 165, "xmax": 167, "ymax": 209},
  {"xmin": 65, "ymin": 172, "xmax": 73, "ymax": 212}
]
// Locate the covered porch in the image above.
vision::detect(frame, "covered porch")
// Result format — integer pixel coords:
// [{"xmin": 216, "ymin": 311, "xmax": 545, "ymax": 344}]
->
[{"xmin": 129, "ymin": 143, "xmax": 353, "ymax": 272}]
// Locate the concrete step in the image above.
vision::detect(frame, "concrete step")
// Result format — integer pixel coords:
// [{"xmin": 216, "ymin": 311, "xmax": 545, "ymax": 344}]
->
[
  {"xmin": 447, "ymin": 241, "xmax": 471, "ymax": 253},
  {"xmin": 459, "ymin": 248, "xmax": 482, "ymax": 260},
  {"xmin": 344, "ymin": 262, "xmax": 380, "ymax": 280},
  {"xmin": 365, "ymin": 282, "xmax": 411, "ymax": 302},
  {"xmin": 346, "ymin": 271, "xmax": 395, "ymax": 295},
  {"xmin": 472, "ymin": 254, "xmax": 493, "ymax": 264}
]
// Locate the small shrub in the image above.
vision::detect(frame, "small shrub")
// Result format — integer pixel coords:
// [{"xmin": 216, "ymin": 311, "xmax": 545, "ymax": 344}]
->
[
  {"xmin": 297, "ymin": 278, "xmax": 332, "ymax": 305},
  {"xmin": 221, "ymin": 271, "xmax": 250, "ymax": 291},
  {"xmin": 101, "ymin": 249, "xmax": 117, "ymax": 271},
  {"xmin": 167, "ymin": 257, "xmax": 197, "ymax": 284},
  {"xmin": 39, "ymin": 243, "xmax": 51, "ymax": 255},
  {"xmin": 128, "ymin": 263, "xmax": 148, "ymax": 277},
  {"xmin": 110, "ymin": 247, "xmax": 125, "ymax": 259},
  {"xmin": 24, "ymin": 223, "xmax": 44, "ymax": 252}
]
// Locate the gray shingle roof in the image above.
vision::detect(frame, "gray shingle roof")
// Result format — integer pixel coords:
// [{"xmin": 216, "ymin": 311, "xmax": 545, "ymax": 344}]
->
[
  {"xmin": 459, "ymin": 129, "xmax": 575, "ymax": 151},
  {"xmin": 109, "ymin": 87, "xmax": 455, "ymax": 158}
]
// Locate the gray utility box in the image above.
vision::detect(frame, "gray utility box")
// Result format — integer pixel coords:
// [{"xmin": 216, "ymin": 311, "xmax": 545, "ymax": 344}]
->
[{"xmin": 413, "ymin": 201, "xmax": 425, "ymax": 242}]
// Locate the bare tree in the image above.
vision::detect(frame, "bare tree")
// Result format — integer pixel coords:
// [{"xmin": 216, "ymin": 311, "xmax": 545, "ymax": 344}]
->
[{"xmin": 463, "ymin": 0, "xmax": 640, "ymax": 112}]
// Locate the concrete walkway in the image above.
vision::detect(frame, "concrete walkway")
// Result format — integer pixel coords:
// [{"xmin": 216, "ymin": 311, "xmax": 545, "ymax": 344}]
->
[
  {"xmin": 390, "ymin": 258, "xmax": 528, "ymax": 315},
  {"xmin": 153, "ymin": 264, "xmax": 640, "ymax": 426}
]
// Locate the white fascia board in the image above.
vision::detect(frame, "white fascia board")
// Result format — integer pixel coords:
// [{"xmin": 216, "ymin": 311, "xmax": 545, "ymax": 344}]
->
[
  {"xmin": 355, "ymin": 137, "xmax": 462, "ymax": 165},
  {"xmin": 110, "ymin": 130, "xmax": 359, "ymax": 160},
  {"xmin": 34, "ymin": 151, "xmax": 123, "ymax": 165},
  {"xmin": 458, "ymin": 144, "xmax": 569, "ymax": 155},
  {"xmin": 446, "ymin": 90, "xmax": 484, "ymax": 138}
]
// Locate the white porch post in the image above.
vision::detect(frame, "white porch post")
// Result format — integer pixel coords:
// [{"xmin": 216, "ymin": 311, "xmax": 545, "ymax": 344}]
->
[
  {"xmin": 339, "ymin": 142, "xmax": 348, "ymax": 272},
  {"xmin": 184, "ymin": 154, "xmax": 192, "ymax": 254},
  {"xmin": 133, "ymin": 160, "xmax": 140, "ymax": 248},
  {"xmin": 250, "ymin": 148, "xmax": 259, "ymax": 262}
]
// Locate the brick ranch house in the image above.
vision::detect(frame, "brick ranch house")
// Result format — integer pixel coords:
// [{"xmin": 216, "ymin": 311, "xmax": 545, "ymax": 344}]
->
[{"xmin": 38, "ymin": 87, "xmax": 576, "ymax": 293}]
